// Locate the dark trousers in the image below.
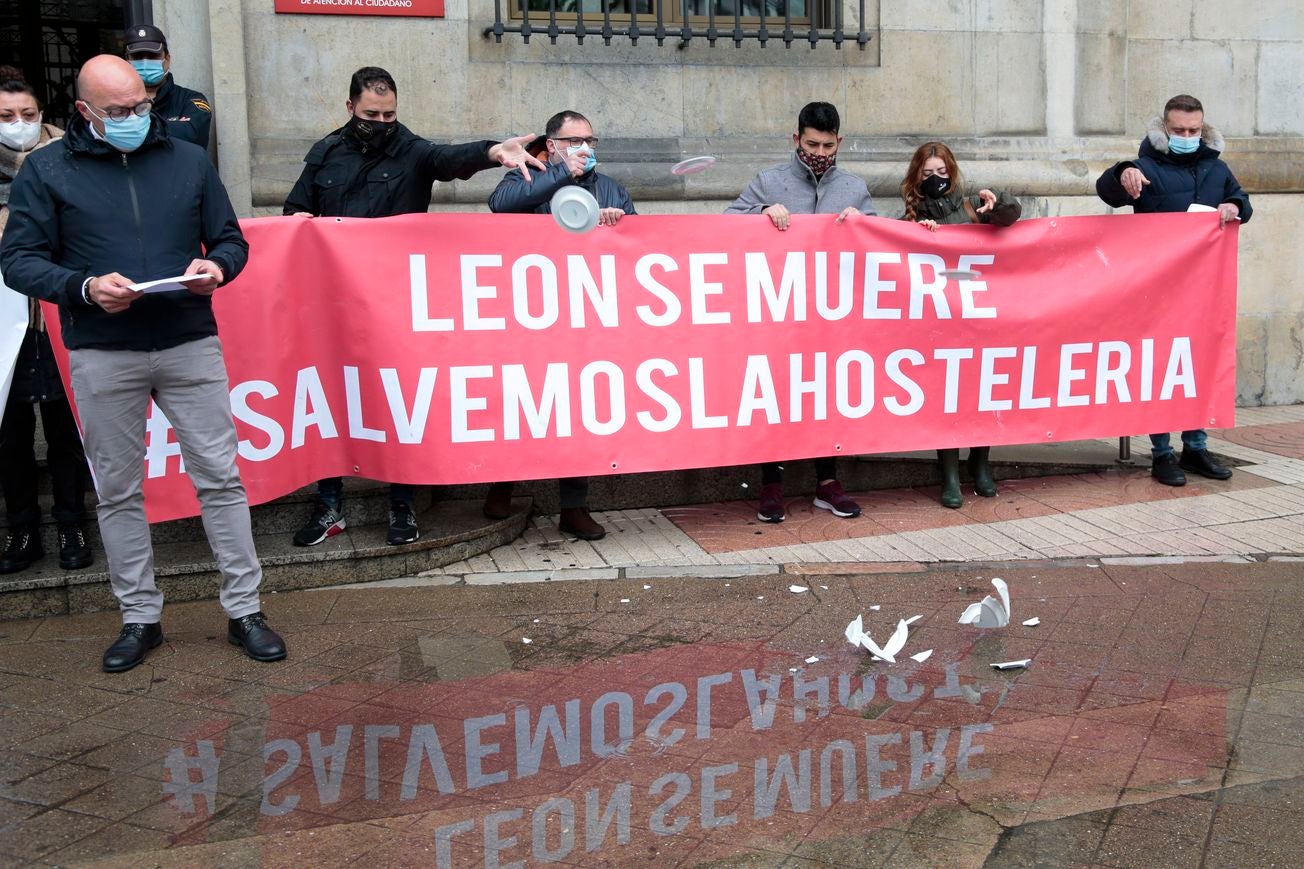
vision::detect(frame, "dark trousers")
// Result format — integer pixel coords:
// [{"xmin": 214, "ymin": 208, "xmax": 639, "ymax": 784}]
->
[
  {"xmin": 317, "ymin": 477, "xmax": 414, "ymax": 509},
  {"xmin": 761, "ymin": 458, "xmax": 837, "ymax": 487},
  {"xmin": 558, "ymin": 476, "xmax": 588, "ymax": 510},
  {"xmin": 0, "ymin": 394, "xmax": 88, "ymax": 527}
]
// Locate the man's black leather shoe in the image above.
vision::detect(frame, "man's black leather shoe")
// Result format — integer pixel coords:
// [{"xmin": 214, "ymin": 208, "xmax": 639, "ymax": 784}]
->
[
  {"xmin": 103, "ymin": 623, "xmax": 163, "ymax": 673},
  {"xmin": 1151, "ymin": 454, "xmax": 1187, "ymax": 487},
  {"xmin": 228, "ymin": 612, "xmax": 287, "ymax": 662},
  {"xmin": 1180, "ymin": 448, "xmax": 1233, "ymax": 481}
]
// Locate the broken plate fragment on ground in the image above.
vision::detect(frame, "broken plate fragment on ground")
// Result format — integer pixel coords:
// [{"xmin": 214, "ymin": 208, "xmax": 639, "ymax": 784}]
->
[
  {"xmin": 959, "ymin": 577, "xmax": 1012, "ymax": 628},
  {"xmin": 992, "ymin": 659, "xmax": 1031, "ymax": 670},
  {"xmin": 789, "ymin": 585, "xmax": 809, "ymax": 593},
  {"xmin": 911, "ymin": 649, "xmax": 933, "ymax": 663},
  {"xmin": 1022, "ymin": 617, "xmax": 1041, "ymax": 627},
  {"xmin": 844, "ymin": 615, "xmax": 911, "ymax": 664}
]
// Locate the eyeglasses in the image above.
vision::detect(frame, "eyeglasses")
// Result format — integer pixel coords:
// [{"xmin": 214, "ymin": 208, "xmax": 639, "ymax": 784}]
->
[
  {"xmin": 551, "ymin": 136, "xmax": 598, "ymax": 148},
  {"xmin": 82, "ymin": 99, "xmax": 154, "ymax": 122}
]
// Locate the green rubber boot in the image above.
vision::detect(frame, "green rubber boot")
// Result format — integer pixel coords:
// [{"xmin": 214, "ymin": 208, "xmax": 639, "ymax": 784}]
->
[
  {"xmin": 967, "ymin": 446, "xmax": 997, "ymax": 497},
  {"xmin": 938, "ymin": 449, "xmax": 962, "ymax": 509}
]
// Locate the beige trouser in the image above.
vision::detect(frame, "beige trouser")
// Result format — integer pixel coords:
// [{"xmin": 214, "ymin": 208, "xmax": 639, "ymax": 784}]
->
[{"xmin": 70, "ymin": 336, "xmax": 262, "ymax": 624}]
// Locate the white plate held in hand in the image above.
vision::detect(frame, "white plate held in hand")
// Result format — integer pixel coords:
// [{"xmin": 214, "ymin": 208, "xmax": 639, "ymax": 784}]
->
[{"xmin": 550, "ymin": 186, "xmax": 600, "ymax": 233}]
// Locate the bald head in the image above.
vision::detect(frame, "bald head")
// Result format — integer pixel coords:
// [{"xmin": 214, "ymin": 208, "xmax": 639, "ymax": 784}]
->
[{"xmin": 76, "ymin": 55, "xmax": 147, "ymax": 132}]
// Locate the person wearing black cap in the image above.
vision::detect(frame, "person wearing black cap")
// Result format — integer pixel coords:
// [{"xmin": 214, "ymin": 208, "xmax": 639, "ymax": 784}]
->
[
  {"xmin": 124, "ymin": 24, "xmax": 212, "ymax": 148},
  {"xmin": 480, "ymin": 110, "xmax": 636, "ymax": 541},
  {"xmin": 283, "ymin": 66, "xmax": 545, "ymax": 548}
]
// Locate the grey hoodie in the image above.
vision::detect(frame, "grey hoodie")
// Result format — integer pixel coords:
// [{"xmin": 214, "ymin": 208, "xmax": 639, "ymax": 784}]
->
[{"xmin": 726, "ymin": 152, "xmax": 876, "ymax": 216}]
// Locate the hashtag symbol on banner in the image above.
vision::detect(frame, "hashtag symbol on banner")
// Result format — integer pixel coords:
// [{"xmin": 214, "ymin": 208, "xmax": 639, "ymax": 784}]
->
[{"xmin": 161, "ymin": 740, "xmax": 220, "ymax": 816}]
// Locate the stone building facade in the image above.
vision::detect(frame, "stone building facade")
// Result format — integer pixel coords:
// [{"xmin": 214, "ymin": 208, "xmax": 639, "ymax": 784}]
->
[{"xmin": 155, "ymin": 0, "xmax": 1302, "ymax": 405}]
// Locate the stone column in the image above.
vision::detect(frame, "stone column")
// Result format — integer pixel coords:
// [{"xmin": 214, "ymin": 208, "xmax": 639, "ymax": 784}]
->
[
  {"xmin": 206, "ymin": 0, "xmax": 253, "ymax": 215},
  {"xmin": 1043, "ymin": 0, "xmax": 1077, "ymax": 142}
]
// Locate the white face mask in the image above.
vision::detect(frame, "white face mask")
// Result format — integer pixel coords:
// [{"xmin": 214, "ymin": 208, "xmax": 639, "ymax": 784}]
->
[{"xmin": 0, "ymin": 115, "xmax": 41, "ymax": 151}]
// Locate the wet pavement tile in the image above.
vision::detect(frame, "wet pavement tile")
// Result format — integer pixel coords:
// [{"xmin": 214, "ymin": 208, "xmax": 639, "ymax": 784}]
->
[{"xmin": 3, "ymin": 561, "xmax": 1304, "ymax": 864}]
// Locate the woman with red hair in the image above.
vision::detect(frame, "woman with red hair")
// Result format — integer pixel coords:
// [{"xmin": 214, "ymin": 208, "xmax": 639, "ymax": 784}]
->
[{"xmin": 899, "ymin": 142, "xmax": 1021, "ymax": 508}]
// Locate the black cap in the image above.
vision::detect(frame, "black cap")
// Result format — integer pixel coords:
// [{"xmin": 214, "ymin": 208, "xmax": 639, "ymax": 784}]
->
[{"xmin": 125, "ymin": 24, "xmax": 167, "ymax": 54}]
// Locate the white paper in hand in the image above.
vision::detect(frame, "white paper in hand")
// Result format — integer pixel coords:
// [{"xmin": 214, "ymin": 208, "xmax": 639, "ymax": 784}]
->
[{"xmin": 129, "ymin": 274, "xmax": 210, "ymax": 294}]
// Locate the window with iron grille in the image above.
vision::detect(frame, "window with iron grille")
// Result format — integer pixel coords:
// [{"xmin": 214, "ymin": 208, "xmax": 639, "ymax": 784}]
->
[{"xmin": 487, "ymin": 0, "xmax": 871, "ymax": 49}]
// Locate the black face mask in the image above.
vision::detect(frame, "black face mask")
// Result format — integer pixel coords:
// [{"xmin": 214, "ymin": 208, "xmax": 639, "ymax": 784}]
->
[
  {"xmin": 920, "ymin": 173, "xmax": 952, "ymax": 199},
  {"xmin": 347, "ymin": 115, "xmax": 396, "ymax": 146}
]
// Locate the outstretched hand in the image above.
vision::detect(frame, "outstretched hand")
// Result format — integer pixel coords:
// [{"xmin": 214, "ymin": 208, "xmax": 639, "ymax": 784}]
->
[{"xmin": 490, "ymin": 135, "xmax": 548, "ymax": 182}]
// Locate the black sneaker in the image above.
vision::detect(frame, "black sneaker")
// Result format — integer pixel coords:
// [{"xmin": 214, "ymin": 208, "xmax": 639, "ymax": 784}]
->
[
  {"xmin": 0, "ymin": 528, "xmax": 43, "ymax": 574},
  {"xmin": 387, "ymin": 502, "xmax": 419, "ymax": 545},
  {"xmin": 57, "ymin": 524, "xmax": 93, "ymax": 570},
  {"xmin": 292, "ymin": 500, "xmax": 346, "ymax": 546},
  {"xmin": 1179, "ymin": 448, "xmax": 1233, "ymax": 481},
  {"xmin": 1151, "ymin": 454, "xmax": 1187, "ymax": 487}
]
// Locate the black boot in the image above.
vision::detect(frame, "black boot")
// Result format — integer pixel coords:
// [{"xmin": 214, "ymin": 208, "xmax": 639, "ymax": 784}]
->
[
  {"xmin": 0, "ymin": 527, "xmax": 43, "ymax": 574},
  {"xmin": 938, "ymin": 449, "xmax": 962, "ymax": 509},
  {"xmin": 57, "ymin": 524, "xmax": 93, "ymax": 570},
  {"xmin": 967, "ymin": 447, "xmax": 997, "ymax": 497}
]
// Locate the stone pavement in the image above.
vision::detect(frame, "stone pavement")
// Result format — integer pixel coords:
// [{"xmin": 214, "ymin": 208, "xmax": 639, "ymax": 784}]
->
[
  {"xmin": 5, "ymin": 407, "xmax": 1304, "ymax": 867},
  {"xmin": 3, "ymin": 560, "xmax": 1304, "ymax": 867},
  {"xmin": 414, "ymin": 405, "xmax": 1304, "ymax": 586}
]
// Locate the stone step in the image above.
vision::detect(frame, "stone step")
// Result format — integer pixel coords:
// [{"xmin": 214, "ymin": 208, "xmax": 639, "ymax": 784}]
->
[
  {"xmin": 2, "ymin": 440, "xmax": 1139, "ymax": 549},
  {"xmin": 0, "ymin": 497, "xmax": 530, "ymax": 620}
]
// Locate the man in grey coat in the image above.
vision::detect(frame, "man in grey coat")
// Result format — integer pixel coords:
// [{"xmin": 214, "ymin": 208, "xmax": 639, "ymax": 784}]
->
[{"xmin": 726, "ymin": 101, "xmax": 875, "ymax": 523}]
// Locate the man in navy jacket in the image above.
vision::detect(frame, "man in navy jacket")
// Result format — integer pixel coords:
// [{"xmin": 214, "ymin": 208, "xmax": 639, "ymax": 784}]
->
[
  {"xmin": 0, "ymin": 55, "xmax": 284, "ymax": 672},
  {"xmin": 481, "ymin": 110, "xmax": 637, "ymax": 541},
  {"xmin": 1097, "ymin": 93, "xmax": 1252, "ymax": 488}
]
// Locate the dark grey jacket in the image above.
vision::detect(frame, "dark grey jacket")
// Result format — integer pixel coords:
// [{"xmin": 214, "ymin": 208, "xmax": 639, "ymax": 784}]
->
[
  {"xmin": 726, "ymin": 153, "xmax": 876, "ymax": 216},
  {"xmin": 489, "ymin": 161, "xmax": 635, "ymax": 215}
]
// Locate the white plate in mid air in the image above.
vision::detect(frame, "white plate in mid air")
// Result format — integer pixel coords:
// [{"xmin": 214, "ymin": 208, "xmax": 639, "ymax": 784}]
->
[
  {"xmin": 550, "ymin": 186, "xmax": 601, "ymax": 233},
  {"xmin": 671, "ymin": 155, "xmax": 717, "ymax": 176}
]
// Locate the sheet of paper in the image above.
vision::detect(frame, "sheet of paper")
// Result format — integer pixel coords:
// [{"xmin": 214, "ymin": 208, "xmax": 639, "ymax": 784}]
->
[{"xmin": 129, "ymin": 274, "xmax": 209, "ymax": 294}]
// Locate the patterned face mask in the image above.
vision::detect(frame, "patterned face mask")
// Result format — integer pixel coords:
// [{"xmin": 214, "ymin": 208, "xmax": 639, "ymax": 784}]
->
[{"xmin": 797, "ymin": 147, "xmax": 836, "ymax": 176}]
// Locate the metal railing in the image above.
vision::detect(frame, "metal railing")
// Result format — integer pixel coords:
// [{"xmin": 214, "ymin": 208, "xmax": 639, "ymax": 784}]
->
[{"xmin": 486, "ymin": 0, "xmax": 871, "ymax": 49}]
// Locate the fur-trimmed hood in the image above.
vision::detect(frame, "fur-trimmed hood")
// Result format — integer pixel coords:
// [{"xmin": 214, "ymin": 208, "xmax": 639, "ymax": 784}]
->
[{"xmin": 1146, "ymin": 116, "xmax": 1226, "ymax": 155}]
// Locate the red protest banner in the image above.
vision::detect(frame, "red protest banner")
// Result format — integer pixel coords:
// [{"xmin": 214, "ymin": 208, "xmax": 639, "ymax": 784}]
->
[
  {"xmin": 44, "ymin": 212, "xmax": 1238, "ymax": 523},
  {"xmin": 273, "ymin": 0, "xmax": 445, "ymax": 17}
]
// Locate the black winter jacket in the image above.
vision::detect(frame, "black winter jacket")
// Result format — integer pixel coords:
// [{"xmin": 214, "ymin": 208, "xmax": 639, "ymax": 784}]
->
[
  {"xmin": 283, "ymin": 123, "xmax": 498, "ymax": 218},
  {"xmin": 1096, "ymin": 118, "xmax": 1253, "ymax": 222},
  {"xmin": 152, "ymin": 74, "xmax": 213, "ymax": 149},
  {"xmin": 6, "ymin": 329, "xmax": 64, "ymax": 404},
  {"xmin": 488, "ymin": 161, "xmax": 636, "ymax": 215},
  {"xmin": 0, "ymin": 114, "xmax": 249, "ymax": 351}
]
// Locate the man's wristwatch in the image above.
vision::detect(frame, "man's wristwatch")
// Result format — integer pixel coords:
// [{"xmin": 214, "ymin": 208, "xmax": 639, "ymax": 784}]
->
[{"xmin": 81, "ymin": 276, "xmax": 95, "ymax": 305}]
